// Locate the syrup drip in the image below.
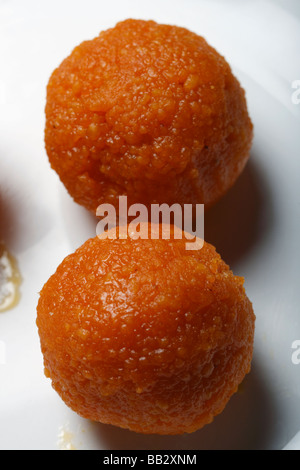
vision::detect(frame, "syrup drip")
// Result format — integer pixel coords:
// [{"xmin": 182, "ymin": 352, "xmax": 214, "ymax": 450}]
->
[{"xmin": 0, "ymin": 243, "xmax": 21, "ymax": 312}]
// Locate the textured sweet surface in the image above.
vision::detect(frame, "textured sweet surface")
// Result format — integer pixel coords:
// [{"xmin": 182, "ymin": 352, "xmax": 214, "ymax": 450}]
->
[
  {"xmin": 45, "ymin": 19, "xmax": 253, "ymax": 213},
  {"xmin": 36, "ymin": 227, "xmax": 255, "ymax": 434}
]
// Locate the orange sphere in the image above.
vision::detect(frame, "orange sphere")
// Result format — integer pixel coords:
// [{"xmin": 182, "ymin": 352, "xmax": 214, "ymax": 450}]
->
[
  {"xmin": 45, "ymin": 19, "xmax": 253, "ymax": 214},
  {"xmin": 36, "ymin": 225, "xmax": 255, "ymax": 434}
]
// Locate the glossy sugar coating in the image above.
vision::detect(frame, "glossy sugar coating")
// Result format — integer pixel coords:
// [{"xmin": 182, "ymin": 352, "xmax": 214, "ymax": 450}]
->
[
  {"xmin": 45, "ymin": 19, "xmax": 253, "ymax": 214},
  {"xmin": 36, "ymin": 227, "xmax": 255, "ymax": 434}
]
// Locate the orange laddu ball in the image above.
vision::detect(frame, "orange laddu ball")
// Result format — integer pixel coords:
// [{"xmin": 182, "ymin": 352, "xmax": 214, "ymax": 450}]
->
[
  {"xmin": 45, "ymin": 19, "xmax": 253, "ymax": 214},
  {"xmin": 36, "ymin": 224, "xmax": 255, "ymax": 435}
]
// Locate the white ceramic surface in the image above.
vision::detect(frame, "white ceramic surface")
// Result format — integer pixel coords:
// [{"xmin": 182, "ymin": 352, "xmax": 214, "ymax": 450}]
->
[{"xmin": 0, "ymin": 0, "xmax": 299, "ymax": 450}]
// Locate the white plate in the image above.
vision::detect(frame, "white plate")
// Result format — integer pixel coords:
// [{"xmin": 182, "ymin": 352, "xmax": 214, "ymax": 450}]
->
[{"xmin": 0, "ymin": 0, "xmax": 299, "ymax": 450}]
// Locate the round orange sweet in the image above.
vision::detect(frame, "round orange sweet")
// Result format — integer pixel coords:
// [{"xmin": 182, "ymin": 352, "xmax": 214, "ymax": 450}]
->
[
  {"xmin": 45, "ymin": 19, "xmax": 253, "ymax": 214},
  {"xmin": 36, "ymin": 225, "xmax": 255, "ymax": 435}
]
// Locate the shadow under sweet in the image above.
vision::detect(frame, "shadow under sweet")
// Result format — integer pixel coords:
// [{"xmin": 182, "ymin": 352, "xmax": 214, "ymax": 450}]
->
[
  {"xmin": 0, "ymin": 192, "xmax": 16, "ymax": 247},
  {"xmin": 0, "ymin": 186, "xmax": 53, "ymax": 254},
  {"xmin": 204, "ymin": 155, "xmax": 274, "ymax": 269}
]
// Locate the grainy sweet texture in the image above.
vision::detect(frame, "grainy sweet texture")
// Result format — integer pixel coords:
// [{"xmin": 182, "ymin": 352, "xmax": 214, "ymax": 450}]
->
[
  {"xmin": 36, "ymin": 227, "xmax": 255, "ymax": 435},
  {"xmin": 45, "ymin": 19, "xmax": 253, "ymax": 213}
]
